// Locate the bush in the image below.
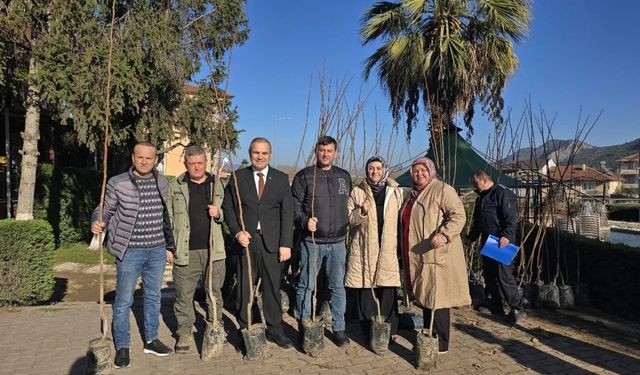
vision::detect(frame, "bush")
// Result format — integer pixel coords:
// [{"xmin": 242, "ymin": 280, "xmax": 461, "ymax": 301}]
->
[
  {"xmin": 0, "ymin": 219, "xmax": 56, "ymax": 305},
  {"xmin": 521, "ymin": 226, "xmax": 640, "ymax": 322},
  {"xmin": 606, "ymin": 204, "xmax": 640, "ymax": 222},
  {"xmin": 33, "ymin": 164, "xmax": 100, "ymax": 246}
]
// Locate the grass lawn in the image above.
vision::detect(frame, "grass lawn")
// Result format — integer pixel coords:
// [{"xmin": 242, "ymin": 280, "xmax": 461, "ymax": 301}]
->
[{"xmin": 55, "ymin": 242, "xmax": 115, "ymax": 265}]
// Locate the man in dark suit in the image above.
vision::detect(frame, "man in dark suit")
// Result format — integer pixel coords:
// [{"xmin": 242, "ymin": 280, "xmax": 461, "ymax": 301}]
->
[{"xmin": 222, "ymin": 137, "xmax": 294, "ymax": 349}]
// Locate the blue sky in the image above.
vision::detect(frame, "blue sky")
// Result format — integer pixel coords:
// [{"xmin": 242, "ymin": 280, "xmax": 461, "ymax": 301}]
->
[{"xmin": 212, "ymin": 0, "xmax": 640, "ymax": 169}]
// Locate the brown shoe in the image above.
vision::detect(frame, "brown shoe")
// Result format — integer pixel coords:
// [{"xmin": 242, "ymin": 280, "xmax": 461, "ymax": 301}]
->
[{"xmin": 175, "ymin": 334, "xmax": 193, "ymax": 354}]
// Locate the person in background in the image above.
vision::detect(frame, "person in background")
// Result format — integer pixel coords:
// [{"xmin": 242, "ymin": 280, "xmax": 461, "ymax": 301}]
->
[{"xmin": 466, "ymin": 170, "xmax": 525, "ymax": 323}]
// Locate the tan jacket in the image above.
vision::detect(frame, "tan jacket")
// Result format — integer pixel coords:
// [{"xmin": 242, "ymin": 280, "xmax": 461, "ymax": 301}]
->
[
  {"xmin": 346, "ymin": 178, "xmax": 402, "ymax": 288},
  {"xmin": 400, "ymin": 180, "xmax": 471, "ymax": 309}
]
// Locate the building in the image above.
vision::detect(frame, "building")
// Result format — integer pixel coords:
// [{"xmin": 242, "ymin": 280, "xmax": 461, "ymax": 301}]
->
[
  {"xmin": 158, "ymin": 84, "xmax": 231, "ymax": 177},
  {"xmin": 616, "ymin": 153, "xmax": 640, "ymax": 197},
  {"xmin": 549, "ymin": 164, "xmax": 621, "ymax": 199}
]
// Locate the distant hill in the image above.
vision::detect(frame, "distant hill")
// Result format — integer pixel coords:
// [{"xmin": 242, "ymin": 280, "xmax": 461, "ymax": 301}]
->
[{"xmin": 503, "ymin": 138, "xmax": 639, "ymax": 172}]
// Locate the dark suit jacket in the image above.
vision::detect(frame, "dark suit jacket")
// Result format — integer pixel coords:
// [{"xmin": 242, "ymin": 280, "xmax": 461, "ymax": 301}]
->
[{"xmin": 222, "ymin": 166, "xmax": 294, "ymax": 253}]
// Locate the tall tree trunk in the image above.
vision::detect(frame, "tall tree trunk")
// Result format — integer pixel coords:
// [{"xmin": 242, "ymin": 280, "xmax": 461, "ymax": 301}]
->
[
  {"xmin": 15, "ymin": 56, "xmax": 40, "ymax": 220},
  {"xmin": 3, "ymin": 97, "xmax": 10, "ymax": 218}
]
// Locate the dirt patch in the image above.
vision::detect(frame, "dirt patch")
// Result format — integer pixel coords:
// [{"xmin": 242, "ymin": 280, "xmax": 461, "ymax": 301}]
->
[{"xmin": 53, "ymin": 271, "xmax": 117, "ymax": 302}]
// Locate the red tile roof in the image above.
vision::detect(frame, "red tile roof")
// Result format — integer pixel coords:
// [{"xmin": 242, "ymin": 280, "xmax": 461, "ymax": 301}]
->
[{"xmin": 549, "ymin": 165, "xmax": 620, "ymax": 182}]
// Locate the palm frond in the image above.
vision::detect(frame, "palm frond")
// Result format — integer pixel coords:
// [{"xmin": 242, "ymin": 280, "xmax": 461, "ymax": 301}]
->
[
  {"xmin": 477, "ymin": 0, "xmax": 531, "ymax": 42},
  {"xmin": 361, "ymin": 2, "xmax": 407, "ymax": 43}
]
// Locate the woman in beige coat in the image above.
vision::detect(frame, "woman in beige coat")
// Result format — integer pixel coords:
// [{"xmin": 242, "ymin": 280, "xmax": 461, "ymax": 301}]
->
[
  {"xmin": 399, "ymin": 157, "xmax": 470, "ymax": 353},
  {"xmin": 346, "ymin": 156, "xmax": 403, "ymax": 338}
]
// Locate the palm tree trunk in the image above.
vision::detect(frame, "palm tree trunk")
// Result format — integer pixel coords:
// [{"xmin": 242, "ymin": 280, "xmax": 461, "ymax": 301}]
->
[{"xmin": 15, "ymin": 56, "xmax": 40, "ymax": 221}]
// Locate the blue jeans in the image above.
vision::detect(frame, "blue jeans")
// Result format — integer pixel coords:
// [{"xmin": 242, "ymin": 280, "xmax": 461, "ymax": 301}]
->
[
  {"xmin": 295, "ymin": 240, "xmax": 347, "ymax": 331},
  {"xmin": 113, "ymin": 245, "xmax": 166, "ymax": 349}
]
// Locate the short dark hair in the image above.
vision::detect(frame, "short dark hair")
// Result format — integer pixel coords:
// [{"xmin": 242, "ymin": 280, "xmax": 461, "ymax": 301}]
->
[
  {"xmin": 473, "ymin": 170, "xmax": 492, "ymax": 181},
  {"xmin": 249, "ymin": 137, "xmax": 272, "ymax": 153},
  {"xmin": 132, "ymin": 141, "xmax": 157, "ymax": 154},
  {"xmin": 184, "ymin": 144, "xmax": 207, "ymax": 162},
  {"xmin": 315, "ymin": 135, "xmax": 338, "ymax": 150}
]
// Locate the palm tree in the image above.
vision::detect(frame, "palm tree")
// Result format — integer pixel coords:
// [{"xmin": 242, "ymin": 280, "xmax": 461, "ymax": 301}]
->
[{"xmin": 361, "ymin": 0, "xmax": 530, "ymax": 144}]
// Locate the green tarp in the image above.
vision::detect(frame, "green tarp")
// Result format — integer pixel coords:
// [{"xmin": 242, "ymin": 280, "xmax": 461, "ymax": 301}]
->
[{"xmin": 395, "ymin": 132, "xmax": 517, "ymax": 188}]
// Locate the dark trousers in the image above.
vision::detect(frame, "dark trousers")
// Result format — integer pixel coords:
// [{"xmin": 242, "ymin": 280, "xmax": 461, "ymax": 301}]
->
[
  {"xmin": 482, "ymin": 255, "xmax": 522, "ymax": 310},
  {"xmin": 236, "ymin": 232, "xmax": 283, "ymax": 336},
  {"xmin": 422, "ymin": 307, "xmax": 450, "ymax": 352},
  {"xmin": 355, "ymin": 287, "xmax": 399, "ymax": 336}
]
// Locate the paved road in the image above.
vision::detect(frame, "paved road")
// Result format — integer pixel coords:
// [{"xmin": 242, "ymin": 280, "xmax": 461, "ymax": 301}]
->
[{"xmin": 1, "ymin": 299, "xmax": 639, "ymax": 375}]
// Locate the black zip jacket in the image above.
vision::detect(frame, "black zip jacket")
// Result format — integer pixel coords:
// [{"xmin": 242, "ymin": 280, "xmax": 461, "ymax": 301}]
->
[
  {"xmin": 468, "ymin": 183, "xmax": 517, "ymax": 243},
  {"xmin": 292, "ymin": 165, "xmax": 352, "ymax": 243}
]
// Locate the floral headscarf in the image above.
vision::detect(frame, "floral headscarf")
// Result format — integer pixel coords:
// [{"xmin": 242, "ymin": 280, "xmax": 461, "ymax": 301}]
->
[
  {"xmin": 365, "ymin": 155, "xmax": 388, "ymax": 193},
  {"xmin": 409, "ymin": 156, "xmax": 439, "ymax": 199}
]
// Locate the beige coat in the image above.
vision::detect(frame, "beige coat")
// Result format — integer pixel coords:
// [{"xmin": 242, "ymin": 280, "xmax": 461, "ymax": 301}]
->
[
  {"xmin": 400, "ymin": 180, "xmax": 471, "ymax": 309},
  {"xmin": 346, "ymin": 178, "xmax": 402, "ymax": 288}
]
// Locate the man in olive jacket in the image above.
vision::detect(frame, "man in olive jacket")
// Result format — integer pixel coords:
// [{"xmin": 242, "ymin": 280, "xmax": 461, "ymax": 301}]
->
[{"xmin": 167, "ymin": 145, "xmax": 226, "ymax": 353}]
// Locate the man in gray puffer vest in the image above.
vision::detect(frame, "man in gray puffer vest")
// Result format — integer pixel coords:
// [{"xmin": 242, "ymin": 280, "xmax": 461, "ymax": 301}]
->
[{"xmin": 91, "ymin": 142, "xmax": 175, "ymax": 369}]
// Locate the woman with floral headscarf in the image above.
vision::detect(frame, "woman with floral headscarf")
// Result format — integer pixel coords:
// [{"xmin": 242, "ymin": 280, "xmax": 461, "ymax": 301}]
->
[
  {"xmin": 400, "ymin": 157, "xmax": 470, "ymax": 353},
  {"xmin": 346, "ymin": 156, "xmax": 403, "ymax": 340}
]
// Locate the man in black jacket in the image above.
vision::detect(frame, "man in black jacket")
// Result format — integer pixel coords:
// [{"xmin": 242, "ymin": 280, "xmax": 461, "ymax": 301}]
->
[
  {"xmin": 292, "ymin": 135, "xmax": 352, "ymax": 347},
  {"xmin": 222, "ymin": 137, "xmax": 294, "ymax": 349},
  {"xmin": 466, "ymin": 171, "xmax": 525, "ymax": 323}
]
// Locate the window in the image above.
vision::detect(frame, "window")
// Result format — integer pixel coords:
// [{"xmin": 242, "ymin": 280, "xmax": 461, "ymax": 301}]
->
[{"xmin": 581, "ymin": 182, "xmax": 596, "ymax": 191}]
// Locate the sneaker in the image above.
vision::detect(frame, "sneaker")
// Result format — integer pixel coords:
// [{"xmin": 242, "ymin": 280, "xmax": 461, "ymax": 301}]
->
[
  {"xmin": 174, "ymin": 334, "xmax": 193, "ymax": 354},
  {"xmin": 509, "ymin": 308, "xmax": 527, "ymax": 324},
  {"xmin": 114, "ymin": 348, "xmax": 130, "ymax": 368},
  {"xmin": 143, "ymin": 338, "xmax": 172, "ymax": 356},
  {"xmin": 333, "ymin": 330, "xmax": 350, "ymax": 347}
]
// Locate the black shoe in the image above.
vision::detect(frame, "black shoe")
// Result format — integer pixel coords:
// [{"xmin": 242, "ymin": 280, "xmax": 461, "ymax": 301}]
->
[
  {"xmin": 333, "ymin": 330, "xmax": 350, "ymax": 347},
  {"xmin": 509, "ymin": 308, "xmax": 527, "ymax": 324},
  {"xmin": 114, "ymin": 348, "xmax": 130, "ymax": 368},
  {"xmin": 297, "ymin": 321, "xmax": 304, "ymax": 346},
  {"xmin": 266, "ymin": 331, "xmax": 293, "ymax": 349},
  {"xmin": 143, "ymin": 339, "xmax": 172, "ymax": 356}
]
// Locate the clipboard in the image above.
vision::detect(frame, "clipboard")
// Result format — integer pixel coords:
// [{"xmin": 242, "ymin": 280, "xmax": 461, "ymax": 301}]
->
[{"xmin": 480, "ymin": 234, "xmax": 519, "ymax": 266}]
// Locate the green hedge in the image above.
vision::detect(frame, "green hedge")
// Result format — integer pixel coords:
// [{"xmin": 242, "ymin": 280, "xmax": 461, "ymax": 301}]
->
[
  {"xmin": 521, "ymin": 226, "xmax": 640, "ymax": 322},
  {"xmin": 0, "ymin": 219, "xmax": 56, "ymax": 305},
  {"xmin": 607, "ymin": 204, "xmax": 640, "ymax": 222},
  {"xmin": 34, "ymin": 164, "xmax": 100, "ymax": 246}
]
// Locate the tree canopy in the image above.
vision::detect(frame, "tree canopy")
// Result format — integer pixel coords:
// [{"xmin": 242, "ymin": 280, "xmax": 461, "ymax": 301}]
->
[
  {"xmin": 361, "ymin": 0, "xmax": 531, "ymax": 139},
  {"xmin": 1, "ymin": 0, "xmax": 249, "ymax": 151}
]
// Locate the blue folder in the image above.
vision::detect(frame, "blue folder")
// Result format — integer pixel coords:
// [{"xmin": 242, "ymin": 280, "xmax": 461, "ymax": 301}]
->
[{"xmin": 480, "ymin": 234, "xmax": 519, "ymax": 266}]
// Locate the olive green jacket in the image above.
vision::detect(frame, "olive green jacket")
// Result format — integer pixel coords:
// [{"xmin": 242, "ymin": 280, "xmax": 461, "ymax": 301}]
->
[{"xmin": 168, "ymin": 173, "xmax": 226, "ymax": 266}]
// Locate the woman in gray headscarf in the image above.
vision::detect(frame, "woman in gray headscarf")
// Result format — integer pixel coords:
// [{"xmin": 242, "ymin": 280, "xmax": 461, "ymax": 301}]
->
[{"xmin": 346, "ymin": 156, "xmax": 403, "ymax": 339}]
